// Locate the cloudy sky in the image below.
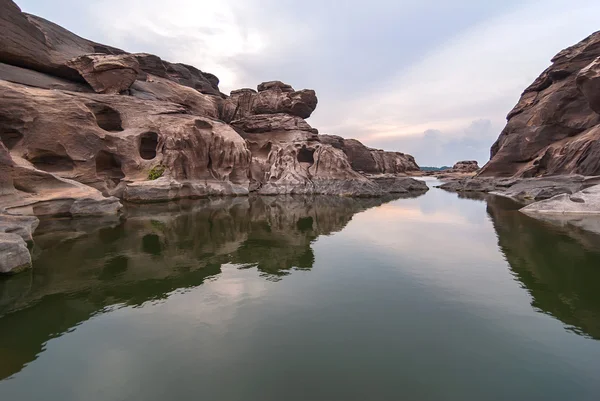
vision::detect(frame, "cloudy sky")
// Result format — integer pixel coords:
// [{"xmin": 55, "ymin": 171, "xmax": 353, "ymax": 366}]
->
[{"xmin": 17, "ymin": 0, "xmax": 600, "ymax": 166}]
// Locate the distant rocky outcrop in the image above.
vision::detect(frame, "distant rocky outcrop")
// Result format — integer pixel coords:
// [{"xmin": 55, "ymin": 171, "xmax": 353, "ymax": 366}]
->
[
  {"xmin": 320, "ymin": 135, "xmax": 419, "ymax": 174},
  {"xmin": 480, "ymin": 31, "xmax": 600, "ymax": 178},
  {"xmin": 0, "ymin": 0, "xmax": 423, "ymax": 272},
  {"xmin": 447, "ymin": 160, "xmax": 479, "ymax": 174}
]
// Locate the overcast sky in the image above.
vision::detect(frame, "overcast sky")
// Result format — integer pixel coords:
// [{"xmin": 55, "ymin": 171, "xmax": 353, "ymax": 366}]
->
[{"xmin": 16, "ymin": 0, "xmax": 600, "ymax": 166}]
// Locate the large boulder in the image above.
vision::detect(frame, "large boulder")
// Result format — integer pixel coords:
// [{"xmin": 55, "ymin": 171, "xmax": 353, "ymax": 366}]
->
[
  {"xmin": 220, "ymin": 81, "xmax": 318, "ymax": 122},
  {"xmin": 0, "ymin": 232, "xmax": 31, "ymax": 274},
  {"xmin": 66, "ymin": 54, "xmax": 139, "ymax": 94},
  {"xmin": 521, "ymin": 184, "xmax": 600, "ymax": 215},
  {"xmin": 448, "ymin": 160, "xmax": 480, "ymax": 173},
  {"xmin": 480, "ymin": 31, "xmax": 600, "ymax": 178}
]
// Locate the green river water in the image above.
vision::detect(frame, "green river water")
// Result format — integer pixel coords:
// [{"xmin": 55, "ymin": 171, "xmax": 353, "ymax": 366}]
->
[{"xmin": 1, "ymin": 180, "xmax": 600, "ymax": 401}]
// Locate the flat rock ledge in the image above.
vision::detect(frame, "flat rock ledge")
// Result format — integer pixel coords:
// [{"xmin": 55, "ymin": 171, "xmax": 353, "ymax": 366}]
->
[
  {"xmin": 521, "ymin": 184, "xmax": 600, "ymax": 215},
  {"xmin": 438, "ymin": 175, "xmax": 600, "ymax": 236},
  {"xmin": 437, "ymin": 175, "xmax": 600, "ymax": 202},
  {"xmin": 520, "ymin": 184, "xmax": 600, "ymax": 236}
]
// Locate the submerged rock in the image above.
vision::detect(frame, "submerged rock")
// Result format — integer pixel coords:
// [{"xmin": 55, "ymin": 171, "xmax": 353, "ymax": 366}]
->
[{"xmin": 0, "ymin": 232, "xmax": 31, "ymax": 274}]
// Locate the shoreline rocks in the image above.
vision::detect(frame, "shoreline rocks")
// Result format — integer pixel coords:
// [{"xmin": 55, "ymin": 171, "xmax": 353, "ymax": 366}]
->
[
  {"xmin": 438, "ymin": 174, "xmax": 600, "ymax": 236},
  {"xmin": 437, "ymin": 175, "xmax": 600, "ymax": 201}
]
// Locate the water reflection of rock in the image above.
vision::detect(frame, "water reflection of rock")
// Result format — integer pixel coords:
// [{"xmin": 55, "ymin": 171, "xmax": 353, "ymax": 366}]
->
[
  {"xmin": 0, "ymin": 195, "xmax": 403, "ymax": 380},
  {"xmin": 486, "ymin": 195, "xmax": 600, "ymax": 340}
]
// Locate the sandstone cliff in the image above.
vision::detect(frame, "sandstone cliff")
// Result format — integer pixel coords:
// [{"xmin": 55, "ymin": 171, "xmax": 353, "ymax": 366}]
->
[{"xmin": 480, "ymin": 31, "xmax": 600, "ymax": 178}]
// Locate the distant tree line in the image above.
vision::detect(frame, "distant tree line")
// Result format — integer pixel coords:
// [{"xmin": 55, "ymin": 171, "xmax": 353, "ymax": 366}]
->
[{"xmin": 420, "ymin": 166, "xmax": 451, "ymax": 172}]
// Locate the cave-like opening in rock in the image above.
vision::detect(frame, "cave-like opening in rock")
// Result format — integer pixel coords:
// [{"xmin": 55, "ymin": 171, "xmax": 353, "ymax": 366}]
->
[
  {"xmin": 139, "ymin": 132, "xmax": 159, "ymax": 160},
  {"xmin": 0, "ymin": 131, "xmax": 23, "ymax": 150},
  {"xmin": 87, "ymin": 103, "xmax": 123, "ymax": 132},
  {"xmin": 28, "ymin": 151, "xmax": 75, "ymax": 173},
  {"xmin": 95, "ymin": 150, "xmax": 125, "ymax": 184},
  {"xmin": 297, "ymin": 146, "xmax": 315, "ymax": 165}
]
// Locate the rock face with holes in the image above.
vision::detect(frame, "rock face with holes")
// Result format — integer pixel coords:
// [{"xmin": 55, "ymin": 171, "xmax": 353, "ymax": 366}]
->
[
  {"xmin": 480, "ymin": 31, "xmax": 600, "ymax": 178},
  {"xmin": 0, "ymin": 0, "xmax": 427, "ymax": 272},
  {"xmin": 0, "ymin": 0, "xmax": 423, "ymax": 206}
]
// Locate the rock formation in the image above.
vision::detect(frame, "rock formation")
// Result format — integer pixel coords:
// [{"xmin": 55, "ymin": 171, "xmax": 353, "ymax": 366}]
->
[
  {"xmin": 0, "ymin": 0, "xmax": 420, "ymax": 204},
  {"xmin": 0, "ymin": 0, "xmax": 423, "ymax": 271},
  {"xmin": 480, "ymin": 31, "xmax": 600, "ymax": 178},
  {"xmin": 320, "ymin": 135, "xmax": 419, "ymax": 174},
  {"xmin": 438, "ymin": 175, "xmax": 600, "ymax": 202},
  {"xmin": 447, "ymin": 160, "xmax": 480, "ymax": 174},
  {"xmin": 521, "ymin": 184, "xmax": 600, "ymax": 217}
]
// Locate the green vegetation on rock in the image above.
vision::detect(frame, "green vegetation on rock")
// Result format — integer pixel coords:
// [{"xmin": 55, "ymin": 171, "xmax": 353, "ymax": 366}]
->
[{"xmin": 148, "ymin": 165, "xmax": 166, "ymax": 180}]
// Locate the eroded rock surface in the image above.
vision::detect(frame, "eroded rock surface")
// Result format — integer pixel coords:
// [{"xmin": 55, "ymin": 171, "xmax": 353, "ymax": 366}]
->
[
  {"xmin": 0, "ymin": 232, "xmax": 30, "ymax": 274},
  {"xmin": 0, "ymin": 0, "xmax": 424, "ymax": 268},
  {"xmin": 66, "ymin": 54, "xmax": 139, "ymax": 94},
  {"xmin": 521, "ymin": 184, "xmax": 600, "ymax": 216},
  {"xmin": 320, "ymin": 135, "xmax": 419, "ymax": 174},
  {"xmin": 448, "ymin": 160, "xmax": 480, "ymax": 174},
  {"xmin": 480, "ymin": 31, "xmax": 600, "ymax": 178},
  {"xmin": 438, "ymin": 175, "xmax": 600, "ymax": 203}
]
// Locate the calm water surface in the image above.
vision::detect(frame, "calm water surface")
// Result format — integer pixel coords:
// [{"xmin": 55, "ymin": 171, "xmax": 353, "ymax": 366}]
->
[{"xmin": 1, "ymin": 180, "xmax": 600, "ymax": 401}]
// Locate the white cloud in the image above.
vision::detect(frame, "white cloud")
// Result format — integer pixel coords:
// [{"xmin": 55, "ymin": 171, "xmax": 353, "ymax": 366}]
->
[
  {"xmin": 86, "ymin": 0, "xmax": 268, "ymax": 90},
  {"xmin": 318, "ymin": 0, "xmax": 600, "ymax": 150}
]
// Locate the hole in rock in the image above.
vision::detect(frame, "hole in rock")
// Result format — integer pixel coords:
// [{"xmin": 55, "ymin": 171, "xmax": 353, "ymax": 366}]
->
[
  {"xmin": 195, "ymin": 119, "xmax": 213, "ymax": 130},
  {"xmin": 139, "ymin": 132, "xmax": 159, "ymax": 160},
  {"xmin": 297, "ymin": 146, "xmax": 315, "ymax": 165},
  {"xmin": 28, "ymin": 151, "xmax": 75, "ymax": 173},
  {"xmin": 95, "ymin": 150, "xmax": 125, "ymax": 184},
  {"xmin": 0, "ymin": 130, "xmax": 24, "ymax": 150},
  {"xmin": 257, "ymin": 142, "xmax": 272, "ymax": 159},
  {"xmin": 87, "ymin": 103, "xmax": 123, "ymax": 132}
]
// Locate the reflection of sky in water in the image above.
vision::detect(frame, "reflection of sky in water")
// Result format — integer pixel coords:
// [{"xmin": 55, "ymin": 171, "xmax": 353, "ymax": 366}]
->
[{"xmin": 1, "ymin": 188, "xmax": 600, "ymax": 401}]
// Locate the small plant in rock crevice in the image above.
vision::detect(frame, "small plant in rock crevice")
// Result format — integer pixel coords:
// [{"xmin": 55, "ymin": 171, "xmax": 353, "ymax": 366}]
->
[{"xmin": 148, "ymin": 165, "xmax": 166, "ymax": 180}]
